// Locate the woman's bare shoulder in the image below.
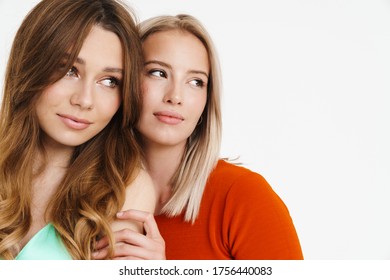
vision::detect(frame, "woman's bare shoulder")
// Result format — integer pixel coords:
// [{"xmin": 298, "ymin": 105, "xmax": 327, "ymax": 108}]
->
[
  {"xmin": 111, "ymin": 168, "xmax": 156, "ymax": 233},
  {"xmin": 122, "ymin": 168, "xmax": 156, "ymax": 213}
]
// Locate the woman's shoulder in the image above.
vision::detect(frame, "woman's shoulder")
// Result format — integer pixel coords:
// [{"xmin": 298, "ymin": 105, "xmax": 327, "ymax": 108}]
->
[
  {"xmin": 122, "ymin": 168, "xmax": 156, "ymax": 214},
  {"xmin": 207, "ymin": 159, "xmax": 280, "ymax": 203},
  {"xmin": 111, "ymin": 168, "xmax": 156, "ymax": 233},
  {"xmin": 210, "ymin": 159, "xmax": 269, "ymax": 188},
  {"xmin": 128, "ymin": 168, "xmax": 155, "ymax": 189}
]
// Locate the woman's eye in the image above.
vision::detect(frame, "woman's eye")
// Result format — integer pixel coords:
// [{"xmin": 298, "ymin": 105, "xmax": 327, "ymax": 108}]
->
[
  {"xmin": 189, "ymin": 79, "xmax": 205, "ymax": 88},
  {"xmin": 100, "ymin": 77, "xmax": 120, "ymax": 88},
  {"xmin": 65, "ymin": 66, "xmax": 78, "ymax": 77},
  {"xmin": 148, "ymin": 69, "xmax": 167, "ymax": 78}
]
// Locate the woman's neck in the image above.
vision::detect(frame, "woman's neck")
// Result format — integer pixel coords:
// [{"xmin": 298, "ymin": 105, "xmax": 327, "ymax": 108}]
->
[
  {"xmin": 143, "ymin": 143, "xmax": 185, "ymax": 211},
  {"xmin": 29, "ymin": 139, "xmax": 74, "ymax": 233},
  {"xmin": 31, "ymin": 138, "xmax": 74, "ymax": 214},
  {"xmin": 36, "ymin": 138, "xmax": 74, "ymax": 169}
]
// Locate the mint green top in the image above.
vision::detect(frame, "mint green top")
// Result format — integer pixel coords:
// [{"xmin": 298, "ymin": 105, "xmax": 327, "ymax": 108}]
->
[{"xmin": 15, "ymin": 223, "xmax": 72, "ymax": 260}]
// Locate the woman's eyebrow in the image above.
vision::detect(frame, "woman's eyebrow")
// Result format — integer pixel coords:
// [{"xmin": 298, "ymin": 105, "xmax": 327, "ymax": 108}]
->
[
  {"xmin": 188, "ymin": 70, "xmax": 208, "ymax": 79},
  {"xmin": 66, "ymin": 55, "xmax": 123, "ymax": 74},
  {"xmin": 102, "ymin": 67, "xmax": 123, "ymax": 74},
  {"xmin": 144, "ymin": 60, "xmax": 172, "ymax": 70},
  {"xmin": 145, "ymin": 60, "xmax": 208, "ymax": 78}
]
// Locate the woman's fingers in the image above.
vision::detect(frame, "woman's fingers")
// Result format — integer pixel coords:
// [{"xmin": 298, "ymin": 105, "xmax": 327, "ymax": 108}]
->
[{"xmin": 93, "ymin": 210, "xmax": 166, "ymax": 259}]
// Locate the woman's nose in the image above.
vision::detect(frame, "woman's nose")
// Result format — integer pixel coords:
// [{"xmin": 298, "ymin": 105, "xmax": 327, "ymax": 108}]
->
[
  {"xmin": 163, "ymin": 82, "xmax": 182, "ymax": 105},
  {"xmin": 70, "ymin": 82, "xmax": 94, "ymax": 110}
]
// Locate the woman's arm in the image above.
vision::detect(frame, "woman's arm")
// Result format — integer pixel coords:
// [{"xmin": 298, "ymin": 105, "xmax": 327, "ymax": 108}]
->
[
  {"xmin": 93, "ymin": 169, "xmax": 165, "ymax": 259},
  {"xmin": 111, "ymin": 168, "xmax": 156, "ymax": 233}
]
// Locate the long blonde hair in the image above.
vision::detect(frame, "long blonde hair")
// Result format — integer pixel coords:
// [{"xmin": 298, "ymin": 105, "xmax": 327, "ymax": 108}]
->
[
  {"xmin": 138, "ymin": 14, "xmax": 223, "ymax": 222},
  {"xmin": 0, "ymin": 0, "xmax": 143, "ymax": 259}
]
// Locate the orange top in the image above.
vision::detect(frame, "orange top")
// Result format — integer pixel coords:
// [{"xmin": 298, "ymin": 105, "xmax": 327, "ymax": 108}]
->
[{"xmin": 155, "ymin": 160, "xmax": 303, "ymax": 259}]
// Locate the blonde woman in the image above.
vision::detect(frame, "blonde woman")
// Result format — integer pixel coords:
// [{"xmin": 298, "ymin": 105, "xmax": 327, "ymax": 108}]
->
[
  {"xmin": 96, "ymin": 14, "xmax": 303, "ymax": 260},
  {"xmin": 0, "ymin": 0, "xmax": 156, "ymax": 260}
]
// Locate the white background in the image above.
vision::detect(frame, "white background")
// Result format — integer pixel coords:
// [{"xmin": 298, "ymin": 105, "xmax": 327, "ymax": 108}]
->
[{"xmin": 0, "ymin": 0, "xmax": 389, "ymax": 260}]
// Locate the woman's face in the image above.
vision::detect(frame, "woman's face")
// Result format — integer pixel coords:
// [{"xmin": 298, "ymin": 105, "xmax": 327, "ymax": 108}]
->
[
  {"xmin": 137, "ymin": 30, "xmax": 209, "ymax": 150},
  {"xmin": 35, "ymin": 26, "xmax": 123, "ymax": 148}
]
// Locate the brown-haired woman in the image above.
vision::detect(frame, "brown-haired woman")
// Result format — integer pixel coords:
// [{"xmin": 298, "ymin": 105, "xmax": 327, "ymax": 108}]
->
[{"xmin": 0, "ymin": 0, "xmax": 157, "ymax": 260}]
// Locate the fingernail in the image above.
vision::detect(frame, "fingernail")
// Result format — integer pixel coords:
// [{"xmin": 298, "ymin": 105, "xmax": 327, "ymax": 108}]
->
[{"xmin": 117, "ymin": 211, "xmax": 123, "ymax": 217}]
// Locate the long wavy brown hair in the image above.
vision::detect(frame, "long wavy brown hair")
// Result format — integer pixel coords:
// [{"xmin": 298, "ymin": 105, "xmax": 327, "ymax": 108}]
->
[{"xmin": 0, "ymin": 0, "xmax": 143, "ymax": 259}]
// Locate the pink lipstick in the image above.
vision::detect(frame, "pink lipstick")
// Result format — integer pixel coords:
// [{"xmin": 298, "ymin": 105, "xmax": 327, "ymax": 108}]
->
[
  {"xmin": 57, "ymin": 114, "xmax": 92, "ymax": 130},
  {"xmin": 154, "ymin": 111, "xmax": 184, "ymax": 125}
]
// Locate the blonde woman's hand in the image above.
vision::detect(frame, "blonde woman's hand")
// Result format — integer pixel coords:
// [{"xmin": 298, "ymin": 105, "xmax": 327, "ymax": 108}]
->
[{"xmin": 92, "ymin": 209, "xmax": 166, "ymax": 260}]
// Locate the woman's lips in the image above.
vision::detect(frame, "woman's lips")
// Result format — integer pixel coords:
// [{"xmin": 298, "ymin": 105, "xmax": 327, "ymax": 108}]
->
[
  {"xmin": 57, "ymin": 114, "xmax": 92, "ymax": 130},
  {"xmin": 154, "ymin": 111, "xmax": 184, "ymax": 125}
]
